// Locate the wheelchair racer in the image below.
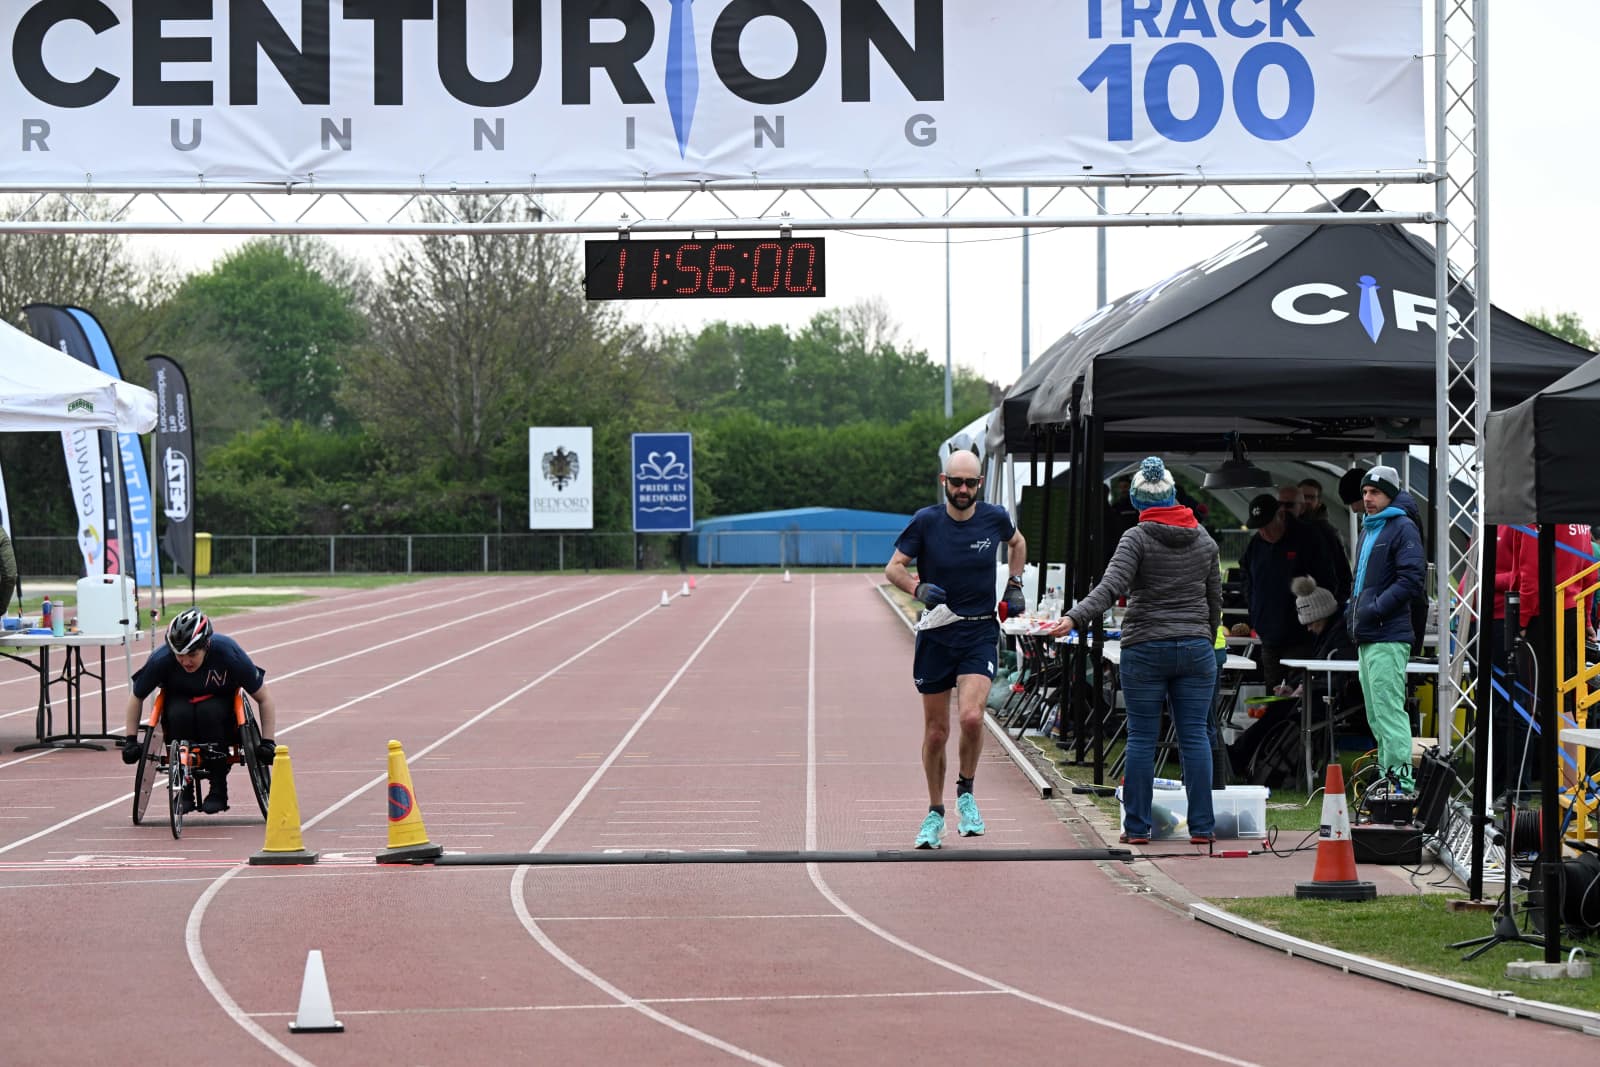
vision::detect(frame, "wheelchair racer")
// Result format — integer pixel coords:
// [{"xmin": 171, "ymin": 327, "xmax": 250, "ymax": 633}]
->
[{"xmin": 120, "ymin": 609, "xmax": 278, "ymax": 814}]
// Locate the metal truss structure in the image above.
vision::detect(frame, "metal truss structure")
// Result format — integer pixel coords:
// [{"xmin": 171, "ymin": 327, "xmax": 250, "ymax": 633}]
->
[
  {"xmin": 0, "ymin": 7, "xmax": 1488, "ymax": 876},
  {"xmin": 1430, "ymin": 0, "xmax": 1493, "ymax": 888}
]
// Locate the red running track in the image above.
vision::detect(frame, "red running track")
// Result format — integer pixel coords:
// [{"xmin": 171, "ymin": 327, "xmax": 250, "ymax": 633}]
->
[{"xmin": 0, "ymin": 573, "xmax": 1588, "ymax": 1065}]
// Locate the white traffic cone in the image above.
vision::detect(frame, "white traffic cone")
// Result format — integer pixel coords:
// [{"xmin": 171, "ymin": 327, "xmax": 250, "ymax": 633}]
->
[
  {"xmin": 288, "ymin": 950, "xmax": 344, "ymax": 1033},
  {"xmin": 660, "ymin": 590, "xmax": 671, "ymax": 607},
  {"xmin": 783, "ymin": 570, "xmax": 792, "ymax": 583},
  {"xmin": 680, "ymin": 581, "xmax": 691, "ymax": 597}
]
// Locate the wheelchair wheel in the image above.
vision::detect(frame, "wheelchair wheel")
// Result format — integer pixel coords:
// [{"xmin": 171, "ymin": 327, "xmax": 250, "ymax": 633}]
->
[
  {"xmin": 168, "ymin": 741, "xmax": 188, "ymax": 840},
  {"xmin": 240, "ymin": 707, "xmax": 271, "ymax": 819},
  {"xmin": 131, "ymin": 727, "xmax": 158, "ymax": 825}
]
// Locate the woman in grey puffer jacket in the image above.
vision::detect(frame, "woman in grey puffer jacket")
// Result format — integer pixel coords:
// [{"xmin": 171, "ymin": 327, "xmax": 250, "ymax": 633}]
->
[{"xmin": 1046, "ymin": 457, "xmax": 1222, "ymax": 844}]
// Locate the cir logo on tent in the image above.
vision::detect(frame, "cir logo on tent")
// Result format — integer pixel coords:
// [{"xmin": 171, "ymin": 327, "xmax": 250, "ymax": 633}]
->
[
  {"xmin": 388, "ymin": 783, "xmax": 415, "ymax": 822},
  {"xmin": 66, "ymin": 398, "xmax": 95, "ymax": 414}
]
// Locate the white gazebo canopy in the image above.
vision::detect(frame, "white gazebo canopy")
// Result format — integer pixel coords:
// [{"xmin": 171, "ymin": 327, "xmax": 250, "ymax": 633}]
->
[{"xmin": 0, "ymin": 319, "xmax": 156, "ymax": 433}]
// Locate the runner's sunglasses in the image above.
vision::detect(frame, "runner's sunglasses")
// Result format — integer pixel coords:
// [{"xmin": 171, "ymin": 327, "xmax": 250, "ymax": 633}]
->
[{"xmin": 944, "ymin": 477, "xmax": 982, "ymax": 488}]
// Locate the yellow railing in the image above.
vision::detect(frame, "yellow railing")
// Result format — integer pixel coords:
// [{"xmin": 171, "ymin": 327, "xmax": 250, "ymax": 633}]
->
[{"xmin": 1556, "ymin": 560, "xmax": 1600, "ymax": 841}]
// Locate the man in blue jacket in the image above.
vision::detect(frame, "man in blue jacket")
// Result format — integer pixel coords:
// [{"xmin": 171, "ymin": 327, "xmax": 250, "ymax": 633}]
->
[{"xmin": 1346, "ymin": 466, "xmax": 1427, "ymax": 798}]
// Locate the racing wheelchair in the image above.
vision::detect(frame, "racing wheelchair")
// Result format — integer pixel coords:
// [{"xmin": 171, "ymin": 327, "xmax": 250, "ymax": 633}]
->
[{"xmin": 130, "ymin": 691, "xmax": 272, "ymax": 839}]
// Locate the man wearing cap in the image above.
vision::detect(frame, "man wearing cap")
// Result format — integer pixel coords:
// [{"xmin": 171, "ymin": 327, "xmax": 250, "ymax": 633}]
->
[
  {"xmin": 1347, "ymin": 465, "xmax": 1427, "ymax": 799},
  {"xmin": 1239, "ymin": 492, "xmax": 1340, "ymax": 691},
  {"xmin": 1298, "ymin": 478, "xmax": 1353, "ymax": 602}
]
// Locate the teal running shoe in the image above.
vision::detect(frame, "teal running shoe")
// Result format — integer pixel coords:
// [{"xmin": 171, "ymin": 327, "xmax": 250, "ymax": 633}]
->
[
  {"xmin": 914, "ymin": 810, "xmax": 945, "ymax": 849},
  {"xmin": 956, "ymin": 793, "xmax": 986, "ymax": 837}
]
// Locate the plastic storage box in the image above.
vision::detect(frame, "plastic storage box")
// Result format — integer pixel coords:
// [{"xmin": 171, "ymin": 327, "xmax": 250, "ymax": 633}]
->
[
  {"xmin": 76, "ymin": 575, "xmax": 137, "ymax": 635},
  {"xmin": 1117, "ymin": 784, "xmax": 1269, "ymax": 840}
]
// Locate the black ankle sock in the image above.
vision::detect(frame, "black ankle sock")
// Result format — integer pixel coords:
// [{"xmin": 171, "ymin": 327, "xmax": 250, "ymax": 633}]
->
[
  {"xmin": 956, "ymin": 776, "xmax": 974, "ymax": 797},
  {"xmin": 929, "ymin": 804, "xmax": 945, "ymax": 816}
]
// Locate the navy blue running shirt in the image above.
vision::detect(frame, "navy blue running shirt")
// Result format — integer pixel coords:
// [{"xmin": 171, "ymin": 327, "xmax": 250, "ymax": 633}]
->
[
  {"xmin": 895, "ymin": 502, "xmax": 1017, "ymax": 616},
  {"xmin": 132, "ymin": 634, "xmax": 266, "ymax": 703}
]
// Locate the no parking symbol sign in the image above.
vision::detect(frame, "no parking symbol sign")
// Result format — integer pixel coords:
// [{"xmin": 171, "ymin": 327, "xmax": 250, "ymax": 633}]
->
[{"xmin": 388, "ymin": 783, "xmax": 415, "ymax": 822}]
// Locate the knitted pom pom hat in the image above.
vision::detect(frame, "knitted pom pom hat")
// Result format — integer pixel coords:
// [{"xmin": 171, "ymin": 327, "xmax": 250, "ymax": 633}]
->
[
  {"xmin": 1291, "ymin": 575, "xmax": 1339, "ymax": 626},
  {"xmin": 1128, "ymin": 456, "xmax": 1177, "ymax": 510}
]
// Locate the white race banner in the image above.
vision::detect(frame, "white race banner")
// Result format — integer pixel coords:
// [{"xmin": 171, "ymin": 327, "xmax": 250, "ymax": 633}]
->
[
  {"xmin": 529, "ymin": 427, "xmax": 594, "ymax": 531},
  {"xmin": 60, "ymin": 428, "xmax": 107, "ymax": 575},
  {"xmin": 0, "ymin": 2, "xmax": 1423, "ymax": 186}
]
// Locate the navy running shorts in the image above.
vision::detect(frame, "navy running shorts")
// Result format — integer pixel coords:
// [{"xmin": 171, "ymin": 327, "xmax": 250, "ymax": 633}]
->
[{"xmin": 912, "ymin": 619, "xmax": 1000, "ymax": 694}]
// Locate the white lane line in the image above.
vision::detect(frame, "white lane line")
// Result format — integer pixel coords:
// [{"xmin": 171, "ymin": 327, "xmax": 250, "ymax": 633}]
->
[
  {"xmin": 244, "ymin": 988, "xmax": 1004, "ymax": 1019},
  {"xmin": 0, "ymin": 580, "xmax": 515, "ymax": 722},
  {"xmin": 185, "ymin": 581, "xmax": 672, "ymax": 1065},
  {"xmin": 511, "ymin": 578, "xmax": 783, "ymax": 1067},
  {"xmin": 801, "ymin": 578, "xmax": 1262, "ymax": 1067},
  {"xmin": 0, "ymin": 582, "xmax": 636, "ymax": 853}
]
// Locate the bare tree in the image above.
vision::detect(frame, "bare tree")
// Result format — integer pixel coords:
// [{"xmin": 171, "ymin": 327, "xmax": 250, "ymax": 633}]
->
[
  {"xmin": 346, "ymin": 196, "xmax": 610, "ymax": 472},
  {"xmin": 0, "ymin": 196, "xmax": 146, "ymax": 326}
]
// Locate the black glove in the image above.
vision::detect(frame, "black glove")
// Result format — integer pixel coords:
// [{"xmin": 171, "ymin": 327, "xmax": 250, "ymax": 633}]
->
[
  {"xmin": 1002, "ymin": 577, "xmax": 1027, "ymax": 620},
  {"xmin": 120, "ymin": 735, "xmax": 144, "ymax": 765},
  {"xmin": 255, "ymin": 738, "xmax": 277, "ymax": 765},
  {"xmin": 913, "ymin": 582, "xmax": 947, "ymax": 608}
]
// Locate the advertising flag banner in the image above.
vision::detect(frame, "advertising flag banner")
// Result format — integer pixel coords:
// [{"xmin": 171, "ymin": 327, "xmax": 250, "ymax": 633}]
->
[
  {"xmin": 145, "ymin": 356, "xmax": 196, "ymax": 577},
  {"xmin": 529, "ymin": 428, "xmax": 594, "ymax": 531},
  {"xmin": 0, "ymin": 3, "xmax": 1424, "ymax": 186},
  {"xmin": 632, "ymin": 434, "xmax": 694, "ymax": 534},
  {"xmin": 67, "ymin": 307, "xmax": 159, "ymax": 588},
  {"xmin": 22, "ymin": 304, "xmax": 115, "ymax": 576}
]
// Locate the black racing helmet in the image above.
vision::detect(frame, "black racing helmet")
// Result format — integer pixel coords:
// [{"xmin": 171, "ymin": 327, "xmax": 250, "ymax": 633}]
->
[{"xmin": 166, "ymin": 608, "xmax": 212, "ymax": 655}]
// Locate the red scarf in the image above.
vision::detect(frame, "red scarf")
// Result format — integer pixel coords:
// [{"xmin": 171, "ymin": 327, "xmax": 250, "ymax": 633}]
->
[{"xmin": 1138, "ymin": 504, "xmax": 1198, "ymax": 528}]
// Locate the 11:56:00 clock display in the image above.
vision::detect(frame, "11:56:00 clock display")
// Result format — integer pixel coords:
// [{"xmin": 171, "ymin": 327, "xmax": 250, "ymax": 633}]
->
[{"xmin": 585, "ymin": 237, "xmax": 826, "ymax": 300}]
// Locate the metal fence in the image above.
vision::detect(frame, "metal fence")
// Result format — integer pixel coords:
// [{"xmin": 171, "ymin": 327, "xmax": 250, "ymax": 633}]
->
[
  {"xmin": 14, "ymin": 527, "xmax": 1251, "ymax": 579},
  {"xmin": 13, "ymin": 530, "xmax": 892, "ymax": 578}
]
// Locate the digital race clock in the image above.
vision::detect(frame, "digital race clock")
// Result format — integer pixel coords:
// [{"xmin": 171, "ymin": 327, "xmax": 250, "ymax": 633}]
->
[{"xmin": 584, "ymin": 237, "xmax": 825, "ymax": 300}]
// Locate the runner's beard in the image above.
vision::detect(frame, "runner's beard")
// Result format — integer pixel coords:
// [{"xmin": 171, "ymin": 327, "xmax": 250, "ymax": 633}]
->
[{"xmin": 945, "ymin": 487, "xmax": 975, "ymax": 508}]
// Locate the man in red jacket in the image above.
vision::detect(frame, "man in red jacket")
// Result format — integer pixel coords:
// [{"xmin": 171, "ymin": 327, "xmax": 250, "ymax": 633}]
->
[{"xmin": 1500, "ymin": 523, "xmax": 1594, "ymax": 793}]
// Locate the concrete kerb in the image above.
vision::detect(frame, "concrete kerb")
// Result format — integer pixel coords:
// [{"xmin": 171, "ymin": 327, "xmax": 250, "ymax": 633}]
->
[{"xmin": 873, "ymin": 583, "xmax": 1600, "ymax": 1036}]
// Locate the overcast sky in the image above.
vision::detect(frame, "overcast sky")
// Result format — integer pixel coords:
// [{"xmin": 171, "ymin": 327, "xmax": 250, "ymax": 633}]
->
[{"xmin": 146, "ymin": 2, "xmax": 1596, "ymax": 394}]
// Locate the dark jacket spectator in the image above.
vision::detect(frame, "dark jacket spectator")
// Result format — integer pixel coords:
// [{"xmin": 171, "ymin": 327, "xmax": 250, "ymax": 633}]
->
[
  {"xmin": 0, "ymin": 527, "xmax": 14, "ymax": 615},
  {"xmin": 1346, "ymin": 488, "xmax": 1426, "ymax": 646}
]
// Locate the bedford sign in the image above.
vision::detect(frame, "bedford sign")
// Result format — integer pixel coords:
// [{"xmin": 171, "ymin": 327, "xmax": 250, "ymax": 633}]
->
[{"xmin": 2, "ymin": 1, "xmax": 1423, "ymax": 186}]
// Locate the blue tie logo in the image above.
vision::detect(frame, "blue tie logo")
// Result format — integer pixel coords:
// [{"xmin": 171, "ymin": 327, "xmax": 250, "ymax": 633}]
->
[
  {"xmin": 1357, "ymin": 274, "xmax": 1385, "ymax": 343},
  {"xmin": 666, "ymin": 0, "xmax": 699, "ymax": 158}
]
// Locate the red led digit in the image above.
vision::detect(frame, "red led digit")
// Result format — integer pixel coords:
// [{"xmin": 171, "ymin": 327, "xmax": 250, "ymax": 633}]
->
[
  {"xmin": 615, "ymin": 246, "xmax": 628, "ymax": 292},
  {"xmin": 708, "ymin": 242, "xmax": 737, "ymax": 293},
  {"xmin": 650, "ymin": 247, "xmax": 663, "ymax": 290},
  {"xmin": 784, "ymin": 243, "xmax": 818, "ymax": 293},
  {"xmin": 675, "ymin": 242, "xmax": 704, "ymax": 293},
  {"xmin": 751, "ymin": 242, "xmax": 782, "ymax": 292}
]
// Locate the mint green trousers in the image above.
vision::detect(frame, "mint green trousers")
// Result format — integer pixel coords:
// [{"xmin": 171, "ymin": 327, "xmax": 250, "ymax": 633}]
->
[{"xmin": 1358, "ymin": 642, "xmax": 1414, "ymax": 790}]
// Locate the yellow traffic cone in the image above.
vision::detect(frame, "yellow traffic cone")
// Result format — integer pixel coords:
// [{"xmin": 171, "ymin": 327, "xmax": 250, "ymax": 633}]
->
[
  {"xmin": 376, "ymin": 739, "xmax": 442, "ymax": 863},
  {"xmin": 249, "ymin": 745, "xmax": 319, "ymax": 866}
]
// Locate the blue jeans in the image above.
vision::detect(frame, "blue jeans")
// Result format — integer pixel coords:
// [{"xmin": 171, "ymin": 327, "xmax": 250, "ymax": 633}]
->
[{"xmin": 1120, "ymin": 638, "xmax": 1218, "ymax": 838}]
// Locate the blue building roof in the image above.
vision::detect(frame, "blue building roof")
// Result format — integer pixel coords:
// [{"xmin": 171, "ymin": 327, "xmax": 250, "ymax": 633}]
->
[{"xmin": 691, "ymin": 507, "xmax": 911, "ymax": 566}]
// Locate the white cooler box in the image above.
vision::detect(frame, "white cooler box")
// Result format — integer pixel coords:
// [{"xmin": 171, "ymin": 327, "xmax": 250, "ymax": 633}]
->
[
  {"xmin": 76, "ymin": 575, "xmax": 138, "ymax": 635},
  {"xmin": 1117, "ymin": 784, "xmax": 1270, "ymax": 840}
]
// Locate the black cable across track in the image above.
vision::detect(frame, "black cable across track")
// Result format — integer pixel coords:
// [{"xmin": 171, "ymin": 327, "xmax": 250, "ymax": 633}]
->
[{"xmin": 425, "ymin": 847, "xmax": 1131, "ymax": 867}]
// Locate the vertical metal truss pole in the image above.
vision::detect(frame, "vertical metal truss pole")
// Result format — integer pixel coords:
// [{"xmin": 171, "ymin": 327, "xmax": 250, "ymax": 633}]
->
[{"xmin": 1434, "ymin": 0, "xmax": 1490, "ymax": 884}]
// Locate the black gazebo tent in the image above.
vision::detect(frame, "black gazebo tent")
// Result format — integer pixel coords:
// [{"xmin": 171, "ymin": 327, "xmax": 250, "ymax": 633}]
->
[
  {"xmin": 1483, "ymin": 353, "xmax": 1600, "ymax": 964},
  {"xmin": 997, "ymin": 189, "xmax": 1594, "ymax": 822},
  {"xmin": 989, "ymin": 190, "xmax": 1594, "ymax": 456}
]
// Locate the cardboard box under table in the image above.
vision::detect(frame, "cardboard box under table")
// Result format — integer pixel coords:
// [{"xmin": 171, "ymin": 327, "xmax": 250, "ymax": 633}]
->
[{"xmin": 1118, "ymin": 784, "xmax": 1270, "ymax": 840}]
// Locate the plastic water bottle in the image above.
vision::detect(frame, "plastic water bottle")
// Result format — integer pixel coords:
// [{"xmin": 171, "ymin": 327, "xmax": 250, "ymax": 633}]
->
[
  {"xmin": 40, "ymin": 597, "xmax": 51, "ymax": 631},
  {"xmin": 1153, "ymin": 777, "xmax": 1184, "ymax": 790}
]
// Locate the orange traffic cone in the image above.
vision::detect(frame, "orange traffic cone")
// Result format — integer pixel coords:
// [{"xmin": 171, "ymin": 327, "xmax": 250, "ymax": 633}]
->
[{"xmin": 1295, "ymin": 764, "xmax": 1376, "ymax": 901}]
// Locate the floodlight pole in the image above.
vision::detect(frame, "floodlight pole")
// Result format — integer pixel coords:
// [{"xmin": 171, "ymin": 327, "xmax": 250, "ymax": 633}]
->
[
  {"xmin": 1096, "ymin": 186, "xmax": 1108, "ymax": 307},
  {"xmin": 1021, "ymin": 188, "xmax": 1030, "ymax": 372},
  {"xmin": 944, "ymin": 188, "xmax": 953, "ymax": 419}
]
